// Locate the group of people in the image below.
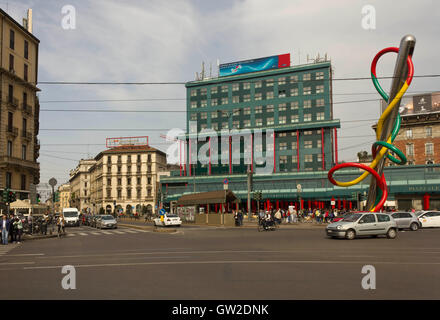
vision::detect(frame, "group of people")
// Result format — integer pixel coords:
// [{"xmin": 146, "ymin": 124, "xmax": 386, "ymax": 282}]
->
[
  {"xmin": 1, "ymin": 214, "xmax": 23, "ymax": 245},
  {"xmin": 233, "ymin": 210, "xmax": 244, "ymax": 226}
]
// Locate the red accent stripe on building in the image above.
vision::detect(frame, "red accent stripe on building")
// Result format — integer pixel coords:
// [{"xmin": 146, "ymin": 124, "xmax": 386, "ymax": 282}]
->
[
  {"xmin": 321, "ymin": 128, "xmax": 325, "ymax": 170},
  {"xmin": 273, "ymin": 133, "xmax": 276, "ymax": 173},
  {"xmin": 334, "ymin": 127, "xmax": 338, "ymax": 164},
  {"xmin": 297, "ymin": 130, "xmax": 300, "ymax": 172}
]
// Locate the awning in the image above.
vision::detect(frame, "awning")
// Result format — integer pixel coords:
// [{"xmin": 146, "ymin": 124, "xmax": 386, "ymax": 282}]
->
[{"xmin": 177, "ymin": 190, "xmax": 239, "ymax": 206}]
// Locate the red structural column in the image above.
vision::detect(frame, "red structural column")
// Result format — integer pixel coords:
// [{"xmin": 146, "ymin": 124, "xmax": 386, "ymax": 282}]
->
[
  {"xmin": 276, "ymin": 200, "xmax": 279, "ymax": 210},
  {"xmin": 215, "ymin": 204, "xmax": 218, "ymax": 213},
  {"xmin": 297, "ymin": 130, "xmax": 300, "ymax": 172},
  {"xmin": 209, "ymin": 138, "xmax": 212, "ymax": 175},
  {"xmin": 273, "ymin": 133, "xmax": 276, "ymax": 173},
  {"xmin": 301, "ymin": 199, "xmax": 304, "ymax": 210},
  {"xmin": 189, "ymin": 139, "xmax": 192, "ymax": 176},
  {"xmin": 338, "ymin": 198, "xmax": 341, "ymax": 210},
  {"xmin": 423, "ymin": 193, "xmax": 430, "ymax": 210},
  {"xmin": 251, "ymin": 133, "xmax": 254, "ymax": 173},
  {"xmin": 349, "ymin": 201, "xmax": 352, "ymax": 210},
  {"xmin": 343, "ymin": 199, "xmax": 347, "ymax": 209},
  {"xmin": 179, "ymin": 140, "xmax": 182, "ymax": 176},
  {"xmin": 321, "ymin": 128, "xmax": 325, "ymax": 170},
  {"xmin": 308, "ymin": 200, "xmax": 311, "ymax": 209},
  {"xmin": 334, "ymin": 127, "xmax": 338, "ymax": 164},
  {"xmin": 236, "ymin": 203, "xmax": 239, "ymax": 211},
  {"xmin": 229, "ymin": 136, "xmax": 232, "ymax": 174}
]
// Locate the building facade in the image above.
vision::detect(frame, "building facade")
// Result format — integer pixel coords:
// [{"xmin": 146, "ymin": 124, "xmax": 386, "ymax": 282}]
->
[
  {"xmin": 69, "ymin": 159, "xmax": 96, "ymax": 213},
  {"xmin": 0, "ymin": 8, "xmax": 40, "ymax": 201},
  {"xmin": 89, "ymin": 145, "xmax": 168, "ymax": 215},
  {"xmin": 182, "ymin": 60, "xmax": 340, "ymax": 176},
  {"xmin": 58, "ymin": 183, "xmax": 71, "ymax": 211}
]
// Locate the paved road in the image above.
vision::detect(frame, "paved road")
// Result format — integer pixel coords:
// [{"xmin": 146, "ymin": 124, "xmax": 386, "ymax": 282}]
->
[{"xmin": 0, "ymin": 225, "xmax": 439, "ymax": 299}]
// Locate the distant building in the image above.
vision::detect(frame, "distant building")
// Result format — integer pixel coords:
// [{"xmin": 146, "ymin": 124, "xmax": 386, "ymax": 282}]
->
[
  {"xmin": 89, "ymin": 145, "xmax": 168, "ymax": 215},
  {"xmin": 0, "ymin": 8, "xmax": 40, "ymax": 201},
  {"xmin": 69, "ymin": 159, "xmax": 96, "ymax": 213},
  {"xmin": 57, "ymin": 183, "xmax": 71, "ymax": 211}
]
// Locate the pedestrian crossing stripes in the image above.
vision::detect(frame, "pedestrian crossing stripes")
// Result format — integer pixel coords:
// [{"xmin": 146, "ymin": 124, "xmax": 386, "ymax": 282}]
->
[
  {"xmin": 65, "ymin": 228, "xmax": 151, "ymax": 238},
  {"xmin": 0, "ymin": 242, "xmax": 20, "ymax": 256}
]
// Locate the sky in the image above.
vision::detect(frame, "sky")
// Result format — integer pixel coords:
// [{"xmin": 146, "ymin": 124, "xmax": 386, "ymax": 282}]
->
[{"xmin": 5, "ymin": 0, "xmax": 440, "ymax": 190}]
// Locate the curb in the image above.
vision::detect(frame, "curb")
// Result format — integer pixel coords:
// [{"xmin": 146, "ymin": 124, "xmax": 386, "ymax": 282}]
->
[
  {"xmin": 118, "ymin": 223, "xmax": 154, "ymax": 231},
  {"xmin": 23, "ymin": 234, "xmax": 59, "ymax": 240},
  {"xmin": 153, "ymin": 228, "xmax": 177, "ymax": 233}
]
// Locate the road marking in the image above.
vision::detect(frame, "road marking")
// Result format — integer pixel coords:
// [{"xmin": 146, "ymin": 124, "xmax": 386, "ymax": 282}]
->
[
  {"xmin": 67, "ymin": 234, "xmax": 75, "ymax": 237},
  {"xmin": 8, "ymin": 253, "xmax": 45, "ymax": 257},
  {"xmin": 122, "ymin": 229, "xmax": 139, "ymax": 233},
  {"xmin": 101, "ymin": 231, "xmax": 112, "ymax": 235},
  {"xmin": 23, "ymin": 259, "xmax": 440, "ymax": 270},
  {"xmin": 0, "ymin": 261, "xmax": 35, "ymax": 265},
  {"xmin": 111, "ymin": 230, "xmax": 125, "ymax": 234},
  {"xmin": 0, "ymin": 243, "xmax": 20, "ymax": 256},
  {"xmin": 90, "ymin": 232, "xmax": 101, "ymax": 235},
  {"xmin": 78, "ymin": 232, "xmax": 89, "ymax": 236}
]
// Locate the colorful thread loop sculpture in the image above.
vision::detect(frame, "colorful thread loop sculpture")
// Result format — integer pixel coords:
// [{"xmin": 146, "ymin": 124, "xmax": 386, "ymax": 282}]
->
[{"xmin": 328, "ymin": 47, "xmax": 414, "ymax": 212}]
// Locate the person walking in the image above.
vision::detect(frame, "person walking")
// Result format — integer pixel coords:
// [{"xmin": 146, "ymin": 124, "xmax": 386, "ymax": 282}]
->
[
  {"xmin": 1, "ymin": 215, "xmax": 11, "ymax": 245},
  {"xmin": 13, "ymin": 217, "xmax": 23, "ymax": 244},
  {"xmin": 9, "ymin": 214, "xmax": 15, "ymax": 243},
  {"xmin": 274, "ymin": 209, "xmax": 282, "ymax": 225},
  {"xmin": 315, "ymin": 209, "xmax": 321, "ymax": 223},
  {"xmin": 238, "ymin": 210, "xmax": 243, "ymax": 226}
]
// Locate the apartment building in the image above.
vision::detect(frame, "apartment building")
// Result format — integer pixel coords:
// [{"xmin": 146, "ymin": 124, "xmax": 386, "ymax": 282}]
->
[
  {"xmin": 0, "ymin": 8, "xmax": 40, "ymax": 200},
  {"xmin": 69, "ymin": 159, "xmax": 96, "ymax": 213},
  {"xmin": 58, "ymin": 183, "xmax": 71, "ymax": 211}
]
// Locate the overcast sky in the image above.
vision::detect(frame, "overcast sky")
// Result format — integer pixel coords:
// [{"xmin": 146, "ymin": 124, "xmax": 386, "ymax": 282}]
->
[{"xmin": 6, "ymin": 0, "xmax": 440, "ymax": 188}]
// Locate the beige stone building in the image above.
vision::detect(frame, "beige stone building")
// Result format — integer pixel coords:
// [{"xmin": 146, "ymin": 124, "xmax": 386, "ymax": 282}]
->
[
  {"xmin": 57, "ymin": 183, "xmax": 71, "ymax": 211},
  {"xmin": 69, "ymin": 159, "xmax": 96, "ymax": 213},
  {"xmin": 89, "ymin": 145, "xmax": 167, "ymax": 215},
  {"xmin": 0, "ymin": 8, "xmax": 40, "ymax": 200}
]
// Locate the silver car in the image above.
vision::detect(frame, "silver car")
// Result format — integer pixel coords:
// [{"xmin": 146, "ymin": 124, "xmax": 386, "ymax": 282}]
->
[
  {"xmin": 389, "ymin": 211, "xmax": 420, "ymax": 231},
  {"xmin": 96, "ymin": 215, "xmax": 117, "ymax": 229},
  {"xmin": 326, "ymin": 212, "xmax": 397, "ymax": 240}
]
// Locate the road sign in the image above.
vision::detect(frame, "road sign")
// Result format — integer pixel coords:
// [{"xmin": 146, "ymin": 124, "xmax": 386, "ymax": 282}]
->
[
  {"xmin": 159, "ymin": 208, "xmax": 166, "ymax": 215},
  {"xmin": 223, "ymin": 179, "xmax": 229, "ymax": 185},
  {"xmin": 48, "ymin": 178, "xmax": 57, "ymax": 187},
  {"xmin": 331, "ymin": 200, "xmax": 336, "ymax": 206}
]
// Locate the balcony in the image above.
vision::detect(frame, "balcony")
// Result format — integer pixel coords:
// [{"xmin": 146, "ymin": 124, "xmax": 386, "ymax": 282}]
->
[
  {"xmin": 6, "ymin": 125, "xmax": 18, "ymax": 138},
  {"xmin": 7, "ymin": 96, "xmax": 19, "ymax": 109},
  {"xmin": 22, "ymin": 103, "xmax": 33, "ymax": 116},
  {"xmin": 0, "ymin": 155, "xmax": 39, "ymax": 170},
  {"xmin": 21, "ymin": 130, "xmax": 32, "ymax": 141}
]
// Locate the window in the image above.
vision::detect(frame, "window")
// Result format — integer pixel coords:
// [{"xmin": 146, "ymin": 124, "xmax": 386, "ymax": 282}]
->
[
  {"xmin": 232, "ymin": 121, "xmax": 240, "ymax": 129},
  {"xmin": 255, "ymin": 93, "xmax": 262, "ymax": 101},
  {"xmin": 137, "ymin": 154, "xmax": 141, "ymax": 162},
  {"xmin": 222, "ymin": 122, "xmax": 229, "ymax": 129},
  {"xmin": 292, "ymin": 142, "xmax": 297, "ymax": 150},
  {"xmin": 278, "ymin": 90, "xmax": 286, "ymax": 98},
  {"xmin": 243, "ymin": 82, "xmax": 250, "ymax": 90},
  {"xmin": 279, "ymin": 142, "xmax": 287, "ymax": 150},
  {"xmin": 147, "ymin": 165, "xmax": 152, "ymax": 172},
  {"xmin": 211, "ymin": 111, "xmax": 218, "ymax": 119},
  {"xmin": 127, "ymin": 177, "xmax": 131, "ymax": 185},
  {"xmin": 255, "ymin": 106, "xmax": 263, "ymax": 114},
  {"xmin": 148, "ymin": 177, "xmax": 152, "ymax": 185},
  {"xmin": 9, "ymin": 54, "xmax": 14, "ymax": 72},
  {"xmin": 304, "ymin": 100, "xmax": 311, "ymax": 108},
  {"xmin": 279, "ymin": 116, "xmax": 286, "ymax": 124},
  {"xmin": 317, "ymin": 140, "xmax": 322, "ymax": 148},
  {"xmin": 304, "ymin": 131, "xmax": 312, "ymax": 135},
  {"xmin": 304, "ymin": 114, "xmax": 312, "ymax": 121},
  {"xmin": 303, "ymin": 73, "xmax": 311, "ymax": 81},
  {"xmin": 221, "ymin": 85, "xmax": 228, "ymax": 93},
  {"xmin": 316, "ymin": 112, "xmax": 325, "ymax": 120},
  {"xmin": 316, "ymin": 99, "xmax": 325, "ymax": 107},
  {"xmin": 255, "ymin": 81, "xmax": 262, "ymax": 88},
  {"xmin": 278, "ymin": 103, "xmax": 287, "ymax": 112},
  {"xmin": 22, "ymin": 145, "xmax": 26, "ymax": 160},
  {"xmin": 266, "ymin": 117, "xmax": 274, "ymax": 125},
  {"xmin": 137, "ymin": 177, "xmax": 141, "ymax": 185},
  {"xmin": 278, "ymin": 132, "xmax": 287, "ymax": 137},
  {"xmin": 7, "ymin": 141, "xmax": 13, "ymax": 157},
  {"xmin": 316, "ymin": 85, "xmax": 324, "ymax": 93},
  {"xmin": 303, "ymin": 87, "xmax": 312, "ymax": 95},
  {"xmin": 200, "ymin": 112, "xmax": 207, "ymax": 119},
  {"xmin": 266, "ymin": 105, "xmax": 274, "ymax": 113},
  {"xmin": 118, "ymin": 178, "xmax": 122, "ymax": 185},
  {"xmin": 291, "ymin": 115, "xmax": 299, "ymax": 123},
  {"xmin": 190, "ymin": 113, "xmax": 197, "ymax": 120},
  {"xmin": 10, "ymin": 29, "xmax": 15, "ymax": 49},
  {"xmin": 266, "ymin": 79, "xmax": 274, "ymax": 87},
  {"xmin": 191, "ymin": 89, "xmax": 197, "ymax": 97},
  {"xmin": 244, "ymin": 94, "xmax": 251, "ymax": 102},
  {"xmin": 406, "ymin": 144, "xmax": 414, "ymax": 156},
  {"xmin": 232, "ymin": 95, "xmax": 239, "ymax": 103},
  {"xmin": 191, "ymin": 101, "xmax": 197, "ymax": 109},
  {"xmin": 221, "ymin": 97, "xmax": 228, "ymax": 105},
  {"xmin": 107, "ymin": 166, "xmax": 111, "ymax": 173},
  {"xmin": 244, "ymin": 120, "xmax": 251, "ymax": 128},
  {"xmin": 244, "ymin": 107, "xmax": 251, "ymax": 115},
  {"xmin": 24, "ymin": 40, "xmax": 29, "ymax": 59},
  {"xmin": 222, "ymin": 110, "xmax": 229, "ymax": 118},
  {"xmin": 290, "ymin": 88, "xmax": 299, "ymax": 96},
  {"xmin": 147, "ymin": 189, "xmax": 152, "ymax": 197},
  {"xmin": 360, "ymin": 214, "xmax": 376, "ymax": 223},
  {"xmin": 211, "ymin": 87, "xmax": 218, "ymax": 95},
  {"xmin": 316, "ymin": 72, "xmax": 324, "ymax": 80},
  {"xmin": 304, "ymin": 141, "xmax": 312, "ymax": 149},
  {"xmin": 148, "ymin": 154, "xmax": 152, "ymax": 162},
  {"xmin": 406, "ymin": 129, "xmax": 413, "ymax": 139},
  {"xmin": 305, "ymin": 154, "xmax": 313, "ymax": 162},
  {"xmin": 232, "ymin": 83, "xmax": 239, "ymax": 91},
  {"xmin": 280, "ymin": 156, "xmax": 287, "ymax": 165},
  {"xmin": 266, "ymin": 91, "xmax": 274, "ymax": 99},
  {"xmin": 377, "ymin": 214, "xmax": 390, "ymax": 222},
  {"xmin": 278, "ymin": 77, "xmax": 286, "ymax": 85},
  {"xmin": 211, "ymin": 98, "xmax": 218, "ymax": 106},
  {"xmin": 426, "ymin": 127, "xmax": 432, "ymax": 137},
  {"xmin": 290, "ymin": 75, "xmax": 298, "ymax": 83},
  {"xmin": 118, "ymin": 166, "xmax": 121, "ymax": 173},
  {"xmin": 233, "ymin": 108, "xmax": 240, "ymax": 116},
  {"xmin": 256, "ymin": 118, "xmax": 263, "ymax": 126},
  {"xmin": 107, "ymin": 178, "xmax": 111, "ymax": 185},
  {"xmin": 425, "ymin": 143, "xmax": 434, "ymax": 156},
  {"xmin": 201, "ymin": 100, "xmax": 207, "ymax": 108},
  {"xmin": 200, "ymin": 88, "xmax": 207, "ymax": 95},
  {"xmin": 290, "ymin": 101, "xmax": 299, "ymax": 110}
]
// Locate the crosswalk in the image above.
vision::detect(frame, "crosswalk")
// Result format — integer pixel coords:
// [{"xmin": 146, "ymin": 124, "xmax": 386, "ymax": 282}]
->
[
  {"xmin": 0, "ymin": 242, "xmax": 21, "ymax": 256},
  {"xmin": 66, "ymin": 228, "xmax": 151, "ymax": 237}
]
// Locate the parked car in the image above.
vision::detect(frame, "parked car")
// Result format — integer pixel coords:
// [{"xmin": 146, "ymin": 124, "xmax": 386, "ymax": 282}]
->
[
  {"xmin": 389, "ymin": 211, "xmax": 421, "ymax": 231},
  {"xmin": 96, "ymin": 215, "xmax": 117, "ymax": 229},
  {"xmin": 153, "ymin": 214, "xmax": 182, "ymax": 227},
  {"xmin": 417, "ymin": 211, "xmax": 440, "ymax": 228},
  {"xmin": 326, "ymin": 212, "xmax": 398, "ymax": 240},
  {"xmin": 332, "ymin": 212, "xmax": 356, "ymax": 223},
  {"xmin": 91, "ymin": 215, "xmax": 103, "ymax": 228}
]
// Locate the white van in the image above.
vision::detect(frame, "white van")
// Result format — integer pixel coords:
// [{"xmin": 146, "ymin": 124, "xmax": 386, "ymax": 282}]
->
[{"xmin": 62, "ymin": 208, "xmax": 80, "ymax": 227}]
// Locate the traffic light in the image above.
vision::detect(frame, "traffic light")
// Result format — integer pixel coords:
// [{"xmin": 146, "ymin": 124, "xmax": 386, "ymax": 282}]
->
[
  {"xmin": 8, "ymin": 190, "xmax": 16, "ymax": 203},
  {"xmin": 55, "ymin": 192, "xmax": 60, "ymax": 202},
  {"xmin": 36, "ymin": 193, "xmax": 41, "ymax": 203},
  {"xmin": 2, "ymin": 189, "xmax": 8, "ymax": 203}
]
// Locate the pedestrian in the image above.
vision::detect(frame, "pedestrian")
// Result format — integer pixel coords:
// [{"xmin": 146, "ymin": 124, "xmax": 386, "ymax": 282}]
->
[
  {"xmin": 1, "ymin": 215, "xmax": 10, "ymax": 245},
  {"xmin": 42, "ymin": 212, "xmax": 49, "ymax": 235},
  {"xmin": 13, "ymin": 217, "xmax": 23, "ymax": 244},
  {"xmin": 274, "ymin": 209, "xmax": 282, "ymax": 225},
  {"xmin": 315, "ymin": 209, "xmax": 321, "ymax": 223},
  {"xmin": 9, "ymin": 214, "xmax": 15, "ymax": 243},
  {"xmin": 238, "ymin": 210, "xmax": 243, "ymax": 226}
]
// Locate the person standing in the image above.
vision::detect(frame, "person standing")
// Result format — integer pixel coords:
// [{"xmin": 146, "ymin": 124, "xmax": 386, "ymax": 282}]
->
[
  {"xmin": 8, "ymin": 214, "xmax": 15, "ymax": 243},
  {"xmin": 13, "ymin": 217, "xmax": 23, "ymax": 244},
  {"xmin": 1, "ymin": 215, "xmax": 10, "ymax": 245}
]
